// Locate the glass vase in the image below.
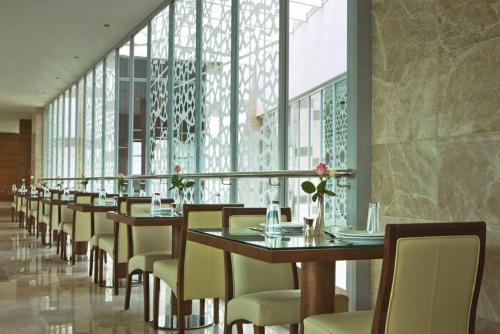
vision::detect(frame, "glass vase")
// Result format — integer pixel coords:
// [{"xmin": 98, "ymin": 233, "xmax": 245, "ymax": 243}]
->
[
  {"xmin": 312, "ymin": 194, "xmax": 325, "ymax": 236},
  {"xmin": 175, "ymin": 189, "xmax": 184, "ymax": 214}
]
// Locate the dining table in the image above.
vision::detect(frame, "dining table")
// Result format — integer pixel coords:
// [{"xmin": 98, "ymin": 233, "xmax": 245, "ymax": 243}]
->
[{"xmin": 187, "ymin": 226, "xmax": 384, "ymax": 332}]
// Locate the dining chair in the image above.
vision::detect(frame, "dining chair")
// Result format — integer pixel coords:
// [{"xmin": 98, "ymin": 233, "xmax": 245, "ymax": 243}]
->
[
  {"xmin": 59, "ymin": 192, "xmax": 92, "ymax": 262},
  {"xmin": 123, "ymin": 197, "xmax": 175, "ymax": 323},
  {"xmin": 19, "ymin": 194, "xmax": 28, "ymax": 229},
  {"xmin": 26, "ymin": 193, "xmax": 38, "ymax": 235},
  {"xmin": 223, "ymin": 207, "xmax": 349, "ymax": 334},
  {"xmin": 152, "ymin": 203, "xmax": 244, "ymax": 332},
  {"xmin": 304, "ymin": 222, "xmax": 486, "ymax": 334},
  {"xmin": 39, "ymin": 190, "xmax": 53, "ymax": 245},
  {"xmin": 88, "ymin": 193, "xmax": 113, "ymax": 282},
  {"xmin": 47, "ymin": 190, "xmax": 62, "ymax": 251},
  {"xmin": 97, "ymin": 197, "xmax": 129, "ymax": 291}
]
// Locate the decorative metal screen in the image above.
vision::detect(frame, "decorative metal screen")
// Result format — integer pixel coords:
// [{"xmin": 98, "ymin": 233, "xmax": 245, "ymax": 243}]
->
[
  {"xmin": 84, "ymin": 72, "xmax": 94, "ymax": 187},
  {"xmin": 93, "ymin": 63, "xmax": 104, "ymax": 190},
  {"xmin": 150, "ymin": 7, "xmax": 170, "ymax": 195},
  {"xmin": 173, "ymin": 0, "xmax": 197, "ymax": 202},
  {"xmin": 200, "ymin": 0, "xmax": 232, "ymax": 204},
  {"xmin": 104, "ymin": 52, "xmax": 117, "ymax": 192},
  {"xmin": 237, "ymin": 0, "xmax": 280, "ymax": 206}
]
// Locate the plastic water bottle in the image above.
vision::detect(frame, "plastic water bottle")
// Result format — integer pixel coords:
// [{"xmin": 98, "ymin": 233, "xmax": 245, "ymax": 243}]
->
[{"xmin": 265, "ymin": 201, "xmax": 282, "ymax": 237}]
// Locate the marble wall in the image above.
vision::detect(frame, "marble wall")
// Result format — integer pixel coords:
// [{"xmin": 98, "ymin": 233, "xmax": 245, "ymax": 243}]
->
[
  {"xmin": 31, "ymin": 110, "xmax": 43, "ymax": 182},
  {"xmin": 371, "ymin": 0, "xmax": 500, "ymax": 331}
]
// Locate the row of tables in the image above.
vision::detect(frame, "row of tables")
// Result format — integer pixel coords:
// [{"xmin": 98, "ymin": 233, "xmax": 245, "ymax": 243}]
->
[{"xmin": 16, "ymin": 190, "xmax": 385, "ymax": 327}]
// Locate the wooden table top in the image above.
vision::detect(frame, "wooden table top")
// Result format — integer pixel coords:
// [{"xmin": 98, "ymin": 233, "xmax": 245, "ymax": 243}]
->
[
  {"xmin": 187, "ymin": 227, "xmax": 384, "ymax": 263},
  {"xmin": 106, "ymin": 211, "xmax": 184, "ymax": 227}
]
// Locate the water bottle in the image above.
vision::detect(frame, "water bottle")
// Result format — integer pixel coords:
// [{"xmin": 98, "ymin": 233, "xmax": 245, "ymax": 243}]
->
[
  {"xmin": 98, "ymin": 189, "xmax": 106, "ymax": 205},
  {"xmin": 265, "ymin": 201, "xmax": 281, "ymax": 237},
  {"xmin": 151, "ymin": 192, "xmax": 162, "ymax": 216}
]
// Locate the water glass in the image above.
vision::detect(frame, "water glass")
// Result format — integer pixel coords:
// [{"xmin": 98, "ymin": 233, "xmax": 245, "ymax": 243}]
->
[
  {"xmin": 367, "ymin": 202, "xmax": 382, "ymax": 233},
  {"xmin": 265, "ymin": 201, "xmax": 282, "ymax": 237},
  {"xmin": 139, "ymin": 189, "xmax": 146, "ymax": 197},
  {"xmin": 98, "ymin": 189, "xmax": 106, "ymax": 205},
  {"xmin": 63, "ymin": 187, "xmax": 70, "ymax": 199},
  {"xmin": 150, "ymin": 192, "xmax": 162, "ymax": 216},
  {"xmin": 12, "ymin": 184, "xmax": 17, "ymax": 192}
]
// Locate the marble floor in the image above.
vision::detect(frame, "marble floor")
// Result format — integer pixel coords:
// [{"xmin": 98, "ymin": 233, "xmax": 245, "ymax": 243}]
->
[{"xmin": 0, "ymin": 211, "xmax": 285, "ymax": 334}]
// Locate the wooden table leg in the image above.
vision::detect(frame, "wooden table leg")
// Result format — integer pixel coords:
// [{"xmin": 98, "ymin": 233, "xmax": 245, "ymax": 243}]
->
[{"xmin": 300, "ymin": 261, "xmax": 335, "ymax": 333}]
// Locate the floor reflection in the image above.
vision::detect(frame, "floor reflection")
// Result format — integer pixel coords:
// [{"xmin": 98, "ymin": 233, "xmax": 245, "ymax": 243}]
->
[{"xmin": 0, "ymin": 213, "xmax": 287, "ymax": 334}]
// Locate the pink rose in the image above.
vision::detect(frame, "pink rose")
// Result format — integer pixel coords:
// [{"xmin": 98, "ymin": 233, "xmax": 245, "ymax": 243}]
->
[
  {"xmin": 314, "ymin": 163, "xmax": 328, "ymax": 176},
  {"xmin": 173, "ymin": 165, "xmax": 181, "ymax": 173}
]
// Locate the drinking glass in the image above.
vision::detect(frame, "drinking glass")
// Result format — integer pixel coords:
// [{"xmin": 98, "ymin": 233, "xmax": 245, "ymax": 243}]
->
[
  {"xmin": 265, "ymin": 201, "xmax": 282, "ymax": 237},
  {"xmin": 98, "ymin": 189, "xmax": 106, "ymax": 205},
  {"xmin": 150, "ymin": 192, "xmax": 162, "ymax": 216},
  {"xmin": 367, "ymin": 202, "xmax": 382, "ymax": 233},
  {"xmin": 12, "ymin": 184, "xmax": 17, "ymax": 192},
  {"xmin": 63, "ymin": 187, "xmax": 70, "ymax": 199}
]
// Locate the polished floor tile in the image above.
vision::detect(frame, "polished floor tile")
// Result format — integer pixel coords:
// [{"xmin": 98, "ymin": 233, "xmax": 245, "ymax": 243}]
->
[{"xmin": 0, "ymin": 211, "xmax": 286, "ymax": 334}]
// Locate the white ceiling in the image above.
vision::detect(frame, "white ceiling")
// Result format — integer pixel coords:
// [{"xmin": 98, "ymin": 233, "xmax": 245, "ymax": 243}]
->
[{"xmin": 0, "ymin": 0, "xmax": 164, "ymax": 114}]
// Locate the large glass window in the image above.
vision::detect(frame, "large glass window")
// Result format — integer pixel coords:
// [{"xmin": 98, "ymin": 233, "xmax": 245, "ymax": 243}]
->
[
  {"xmin": 200, "ymin": 0, "xmax": 232, "ymax": 204},
  {"xmin": 94, "ymin": 63, "xmax": 104, "ymax": 190},
  {"xmin": 104, "ymin": 52, "xmax": 117, "ymax": 192},
  {"xmin": 69, "ymin": 84, "xmax": 77, "ymax": 187},
  {"xmin": 131, "ymin": 27, "xmax": 149, "ymax": 193},
  {"xmin": 237, "ymin": 0, "xmax": 280, "ymax": 206},
  {"xmin": 84, "ymin": 72, "xmax": 94, "ymax": 186},
  {"xmin": 118, "ymin": 42, "xmax": 131, "ymax": 178},
  {"xmin": 150, "ymin": 7, "xmax": 170, "ymax": 195}
]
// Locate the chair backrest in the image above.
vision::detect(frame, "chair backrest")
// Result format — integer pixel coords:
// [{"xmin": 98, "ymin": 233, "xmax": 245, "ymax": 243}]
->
[
  {"xmin": 127, "ymin": 197, "xmax": 175, "ymax": 256},
  {"xmin": 372, "ymin": 222, "xmax": 486, "ymax": 334},
  {"xmin": 179, "ymin": 204, "xmax": 243, "ymax": 301},
  {"xmin": 70, "ymin": 193, "xmax": 93, "ymax": 241},
  {"xmin": 222, "ymin": 207, "xmax": 296, "ymax": 298}
]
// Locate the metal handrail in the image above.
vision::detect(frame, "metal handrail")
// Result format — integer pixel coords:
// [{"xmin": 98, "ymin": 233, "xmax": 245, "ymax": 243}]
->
[{"xmin": 40, "ymin": 169, "xmax": 355, "ymax": 181}]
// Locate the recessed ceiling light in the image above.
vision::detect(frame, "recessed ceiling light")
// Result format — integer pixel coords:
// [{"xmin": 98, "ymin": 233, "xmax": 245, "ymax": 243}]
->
[
  {"xmin": 104, "ymin": 24, "xmax": 110, "ymax": 27},
  {"xmin": 55, "ymin": 77, "xmax": 61, "ymax": 80},
  {"xmin": 74, "ymin": 56, "xmax": 79, "ymax": 59}
]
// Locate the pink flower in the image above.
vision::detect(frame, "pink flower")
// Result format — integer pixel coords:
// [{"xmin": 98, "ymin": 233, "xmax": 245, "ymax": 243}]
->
[
  {"xmin": 173, "ymin": 165, "xmax": 181, "ymax": 173},
  {"xmin": 118, "ymin": 172, "xmax": 125, "ymax": 178},
  {"xmin": 314, "ymin": 163, "xmax": 328, "ymax": 176},
  {"xmin": 81, "ymin": 173, "xmax": 85, "ymax": 178}
]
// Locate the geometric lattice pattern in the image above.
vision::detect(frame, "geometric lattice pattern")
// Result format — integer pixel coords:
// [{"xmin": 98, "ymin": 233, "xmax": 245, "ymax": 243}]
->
[
  {"xmin": 200, "ymin": 0, "xmax": 232, "ymax": 204},
  {"xmin": 150, "ymin": 7, "xmax": 170, "ymax": 195},
  {"xmin": 93, "ymin": 63, "xmax": 104, "ymax": 191},
  {"xmin": 104, "ymin": 52, "xmax": 117, "ymax": 192},
  {"xmin": 237, "ymin": 0, "xmax": 280, "ymax": 206},
  {"xmin": 84, "ymin": 72, "xmax": 94, "ymax": 187}
]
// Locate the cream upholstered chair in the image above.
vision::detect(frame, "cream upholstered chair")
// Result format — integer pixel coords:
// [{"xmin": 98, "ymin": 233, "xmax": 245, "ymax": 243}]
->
[
  {"xmin": 11, "ymin": 193, "xmax": 17, "ymax": 222},
  {"xmin": 60, "ymin": 192, "xmax": 92, "ymax": 262},
  {"xmin": 98, "ymin": 197, "xmax": 137, "ymax": 295},
  {"xmin": 223, "ymin": 207, "xmax": 349, "ymax": 334},
  {"xmin": 123, "ymin": 197, "xmax": 175, "ymax": 323},
  {"xmin": 304, "ymin": 222, "xmax": 486, "ymax": 334},
  {"xmin": 152, "ymin": 204, "xmax": 244, "ymax": 332},
  {"xmin": 20, "ymin": 194, "xmax": 28, "ymax": 229},
  {"xmin": 45, "ymin": 190, "xmax": 62, "ymax": 251},
  {"xmin": 38, "ymin": 190, "xmax": 53, "ymax": 245},
  {"xmin": 88, "ymin": 193, "xmax": 113, "ymax": 282}
]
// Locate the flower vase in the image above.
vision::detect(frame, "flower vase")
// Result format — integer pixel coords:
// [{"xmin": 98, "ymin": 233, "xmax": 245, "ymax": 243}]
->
[
  {"xmin": 175, "ymin": 189, "xmax": 184, "ymax": 214},
  {"xmin": 312, "ymin": 194, "xmax": 325, "ymax": 236}
]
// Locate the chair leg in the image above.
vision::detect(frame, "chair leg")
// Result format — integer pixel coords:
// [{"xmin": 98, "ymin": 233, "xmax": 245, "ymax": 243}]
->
[
  {"xmin": 214, "ymin": 298, "xmax": 219, "ymax": 324},
  {"xmin": 143, "ymin": 272, "xmax": 150, "ymax": 322},
  {"xmin": 290, "ymin": 324, "xmax": 299, "ymax": 334},
  {"xmin": 200, "ymin": 299, "xmax": 205, "ymax": 318},
  {"xmin": 55, "ymin": 231, "xmax": 60, "ymax": 255},
  {"xmin": 153, "ymin": 277, "xmax": 160, "ymax": 330},
  {"xmin": 89, "ymin": 247, "xmax": 94, "ymax": 277},
  {"xmin": 113, "ymin": 262, "xmax": 119, "ymax": 296},
  {"xmin": 224, "ymin": 323, "xmax": 232, "ymax": 334},
  {"xmin": 236, "ymin": 324, "xmax": 244, "ymax": 334},
  {"xmin": 94, "ymin": 248, "xmax": 99, "ymax": 284},
  {"xmin": 124, "ymin": 273, "xmax": 133, "ymax": 310},
  {"xmin": 254, "ymin": 325, "xmax": 265, "ymax": 334},
  {"xmin": 71, "ymin": 239, "xmax": 76, "ymax": 265},
  {"xmin": 99, "ymin": 250, "xmax": 104, "ymax": 287}
]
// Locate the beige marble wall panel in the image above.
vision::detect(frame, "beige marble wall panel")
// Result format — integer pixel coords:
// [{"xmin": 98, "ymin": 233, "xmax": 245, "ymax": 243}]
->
[
  {"xmin": 373, "ymin": 0, "xmax": 437, "ymax": 72},
  {"xmin": 372, "ymin": 140, "xmax": 438, "ymax": 220},
  {"xmin": 438, "ymin": 132, "xmax": 500, "ymax": 225},
  {"xmin": 438, "ymin": 0, "xmax": 500, "ymax": 53},
  {"xmin": 373, "ymin": 57, "xmax": 438, "ymax": 144},
  {"xmin": 438, "ymin": 38, "xmax": 500, "ymax": 137}
]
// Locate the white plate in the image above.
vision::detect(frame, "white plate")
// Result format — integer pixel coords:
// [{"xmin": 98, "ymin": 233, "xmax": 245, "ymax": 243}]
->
[{"xmin": 336, "ymin": 229, "xmax": 385, "ymax": 239}]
